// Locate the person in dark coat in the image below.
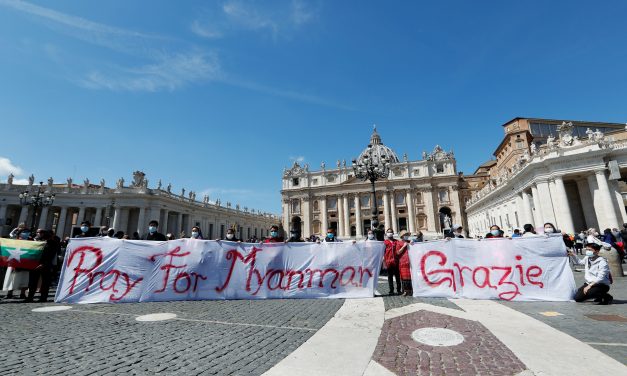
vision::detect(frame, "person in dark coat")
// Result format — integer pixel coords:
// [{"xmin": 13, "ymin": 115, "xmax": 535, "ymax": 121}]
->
[
  {"xmin": 74, "ymin": 221, "xmax": 91, "ymax": 238},
  {"xmin": 287, "ymin": 229, "xmax": 304, "ymax": 242},
  {"xmin": 25, "ymin": 229, "xmax": 60, "ymax": 302},
  {"xmin": 144, "ymin": 220, "xmax": 167, "ymax": 241},
  {"xmin": 223, "ymin": 228, "xmax": 240, "ymax": 242}
]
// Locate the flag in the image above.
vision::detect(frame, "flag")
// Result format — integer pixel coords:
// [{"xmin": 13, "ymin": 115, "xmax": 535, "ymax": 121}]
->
[{"xmin": 0, "ymin": 238, "xmax": 45, "ymax": 269}]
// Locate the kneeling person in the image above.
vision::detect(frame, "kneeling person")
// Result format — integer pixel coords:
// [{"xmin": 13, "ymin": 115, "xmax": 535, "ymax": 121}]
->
[{"xmin": 569, "ymin": 243, "xmax": 613, "ymax": 305}]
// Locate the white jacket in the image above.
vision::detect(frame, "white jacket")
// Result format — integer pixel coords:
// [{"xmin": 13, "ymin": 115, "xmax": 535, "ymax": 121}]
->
[{"xmin": 570, "ymin": 255, "xmax": 611, "ymax": 286}]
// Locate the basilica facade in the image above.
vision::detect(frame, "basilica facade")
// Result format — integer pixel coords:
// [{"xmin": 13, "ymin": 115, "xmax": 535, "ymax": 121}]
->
[
  {"xmin": 0, "ymin": 171, "xmax": 277, "ymax": 240},
  {"xmin": 280, "ymin": 128, "xmax": 470, "ymax": 239}
]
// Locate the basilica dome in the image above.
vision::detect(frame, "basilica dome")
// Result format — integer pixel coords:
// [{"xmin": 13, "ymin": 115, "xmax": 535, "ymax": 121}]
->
[{"xmin": 356, "ymin": 126, "xmax": 400, "ymax": 164}]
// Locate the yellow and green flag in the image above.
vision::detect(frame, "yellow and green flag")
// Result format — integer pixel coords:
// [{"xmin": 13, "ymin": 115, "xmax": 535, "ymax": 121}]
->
[{"xmin": 0, "ymin": 238, "xmax": 45, "ymax": 270}]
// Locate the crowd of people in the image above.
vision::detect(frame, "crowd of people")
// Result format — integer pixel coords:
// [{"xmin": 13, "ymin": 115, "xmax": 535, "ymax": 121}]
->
[{"xmin": 1, "ymin": 219, "xmax": 622, "ymax": 305}]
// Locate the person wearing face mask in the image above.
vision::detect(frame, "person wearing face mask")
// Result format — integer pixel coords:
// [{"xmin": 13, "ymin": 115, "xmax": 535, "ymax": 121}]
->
[
  {"xmin": 223, "ymin": 228, "xmax": 241, "ymax": 242},
  {"xmin": 365, "ymin": 230, "xmax": 376, "ymax": 241},
  {"xmin": 569, "ymin": 243, "xmax": 613, "ymax": 304},
  {"xmin": 190, "ymin": 226, "xmax": 204, "ymax": 240},
  {"xmin": 323, "ymin": 228, "xmax": 341, "ymax": 242},
  {"xmin": 74, "ymin": 221, "xmax": 91, "ymax": 238},
  {"xmin": 287, "ymin": 229, "xmax": 304, "ymax": 243},
  {"xmin": 485, "ymin": 225, "xmax": 503, "ymax": 239},
  {"xmin": 383, "ymin": 228, "xmax": 401, "ymax": 295},
  {"xmin": 264, "ymin": 225, "xmax": 284, "ymax": 243},
  {"xmin": 544, "ymin": 222, "xmax": 574, "ymax": 249},
  {"xmin": 144, "ymin": 220, "xmax": 167, "ymax": 241},
  {"xmin": 396, "ymin": 231, "xmax": 413, "ymax": 296},
  {"xmin": 449, "ymin": 225, "xmax": 465, "ymax": 239},
  {"xmin": 2, "ymin": 228, "xmax": 32, "ymax": 300}
]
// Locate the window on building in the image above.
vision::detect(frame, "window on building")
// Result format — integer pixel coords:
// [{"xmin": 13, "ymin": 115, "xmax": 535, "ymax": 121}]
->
[
  {"xmin": 292, "ymin": 200, "xmax": 300, "ymax": 213},
  {"xmin": 438, "ymin": 189, "xmax": 449, "ymax": 203},
  {"xmin": 313, "ymin": 200, "xmax": 319, "ymax": 212},
  {"xmin": 312, "ymin": 178, "xmax": 318, "ymax": 185},
  {"xmin": 395, "ymin": 193, "xmax": 405, "ymax": 206},
  {"xmin": 436, "ymin": 164, "xmax": 444, "ymax": 173},
  {"xmin": 349, "ymin": 198, "xmax": 355, "ymax": 209},
  {"xmin": 415, "ymin": 192, "xmax": 423, "ymax": 204},
  {"xmin": 328, "ymin": 198, "xmax": 337, "ymax": 210},
  {"xmin": 361, "ymin": 195, "xmax": 370, "ymax": 208},
  {"xmin": 292, "ymin": 178, "xmax": 299, "ymax": 186}
]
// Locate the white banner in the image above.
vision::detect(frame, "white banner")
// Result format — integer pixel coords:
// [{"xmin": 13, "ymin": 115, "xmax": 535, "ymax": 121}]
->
[
  {"xmin": 55, "ymin": 238, "xmax": 384, "ymax": 304},
  {"xmin": 409, "ymin": 236, "xmax": 576, "ymax": 301}
]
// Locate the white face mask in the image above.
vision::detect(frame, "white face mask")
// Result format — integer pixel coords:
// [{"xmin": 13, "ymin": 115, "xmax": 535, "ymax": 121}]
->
[
  {"xmin": 367, "ymin": 234, "xmax": 374, "ymax": 240},
  {"xmin": 386, "ymin": 232, "xmax": 394, "ymax": 238},
  {"xmin": 490, "ymin": 230, "xmax": 500, "ymax": 236},
  {"xmin": 544, "ymin": 228, "xmax": 554, "ymax": 233},
  {"xmin": 226, "ymin": 234, "xmax": 234, "ymax": 240},
  {"xmin": 191, "ymin": 232, "xmax": 199, "ymax": 238},
  {"xmin": 585, "ymin": 250, "xmax": 594, "ymax": 257}
]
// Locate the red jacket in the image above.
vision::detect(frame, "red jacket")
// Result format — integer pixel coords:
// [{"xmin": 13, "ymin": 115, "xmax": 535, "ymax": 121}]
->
[
  {"xmin": 384, "ymin": 239, "xmax": 400, "ymax": 268},
  {"xmin": 396, "ymin": 241, "xmax": 411, "ymax": 280}
]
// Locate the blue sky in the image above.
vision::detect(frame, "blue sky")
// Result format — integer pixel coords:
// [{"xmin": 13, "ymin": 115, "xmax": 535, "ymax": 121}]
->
[{"xmin": 1, "ymin": 0, "xmax": 626, "ymax": 214}]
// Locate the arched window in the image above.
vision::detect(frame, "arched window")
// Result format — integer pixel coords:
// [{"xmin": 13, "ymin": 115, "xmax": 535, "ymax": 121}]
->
[{"xmin": 313, "ymin": 200, "xmax": 319, "ymax": 212}]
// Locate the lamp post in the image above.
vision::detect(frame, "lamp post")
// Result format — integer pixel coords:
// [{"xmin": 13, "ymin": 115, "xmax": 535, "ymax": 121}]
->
[
  {"xmin": 352, "ymin": 144, "xmax": 391, "ymax": 234},
  {"xmin": 18, "ymin": 181, "xmax": 55, "ymax": 231}
]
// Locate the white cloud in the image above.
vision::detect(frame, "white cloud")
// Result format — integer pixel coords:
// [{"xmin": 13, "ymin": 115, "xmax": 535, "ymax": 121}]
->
[
  {"xmin": 0, "ymin": 157, "xmax": 24, "ymax": 176},
  {"xmin": 289, "ymin": 156, "xmax": 305, "ymax": 163},
  {"xmin": 190, "ymin": 20, "xmax": 223, "ymax": 39},
  {"xmin": 80, "ymin": 51, "xmax": 222, "ymax": 92},
  {"xmin": 290, "ymin": 0, "xmax": 316, "ymax": 26}
]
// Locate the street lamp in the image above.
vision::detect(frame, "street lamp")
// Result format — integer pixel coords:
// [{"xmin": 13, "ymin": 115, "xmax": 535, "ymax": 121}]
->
[
  {"xmin": 18, "ymin": 181, "xmax": 55, "ymax": 231},
  {"xmin": 352, "ymin": 144, "xmax": 391, "ymax": 233}
]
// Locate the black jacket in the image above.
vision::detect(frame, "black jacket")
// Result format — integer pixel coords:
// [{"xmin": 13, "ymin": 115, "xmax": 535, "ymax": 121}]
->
[{"xmin": 144, "ymin": 232, "xmax": 167, "ymax": 241}]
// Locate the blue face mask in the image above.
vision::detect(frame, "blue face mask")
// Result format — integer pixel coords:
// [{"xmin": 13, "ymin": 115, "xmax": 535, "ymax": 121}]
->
[
  {"xmin": 491, "ymin": 230, "xmax": 500, "ymax": 236},
  {"xmin": 149, "ymin": 226, "xmax": 157, "ymax": 234},
  {"xmin": 327, "ymin": 233, "xmax": 334, "ymax": 239},
  {"xmin": 20, "ymin": 232, "xmax": 30, "ymax": 239},
  {"xmin": 80, "ymin": 226, "xmax": 89, "ymax": 233},
  {"xmin": 270, "ymin": 231, "xmax": 278, "ymax": 238}
]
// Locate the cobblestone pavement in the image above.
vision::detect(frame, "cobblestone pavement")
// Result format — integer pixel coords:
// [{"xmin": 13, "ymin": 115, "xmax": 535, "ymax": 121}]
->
[
  {"xmin": 377, "ymin": 278, "xmax": 462, "ymax": 312},
  {"xmin": 0, "ymin": 298, "xmax": 343, "ymax": 375},
  {"xmin": 373, "ymin": 310, "xmax": 526, "ymax": 375},
  {"xmin": 500, "ymin": 264, "xmax": 627, "ymax": 364}
]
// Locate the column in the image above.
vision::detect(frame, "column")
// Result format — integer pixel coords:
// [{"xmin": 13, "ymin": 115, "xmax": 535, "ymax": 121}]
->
[
  {"xmin": 382, "ymin": 190, "xmax": 391, "ymax": 230},
  {"xmin": 449, "ymin": 187, "xmax": 462, "ymax": 226},
  {"xmin": 406, "ymin": 190, "xmax": 416, "ymax": 233},
  {"xmin": 76, "ymin": 206, "xmax": 86, "ymax": 225},
  {"xmin": 55, "ymin": 207, "xmax": 68, "ymax": 237},
  {"xmin": 175, "ymin": 213, "xmax": 187, "ymax": 237},
  {"xmin": 18, "ymin": 206, "xmax": 28, "ymax": 225},
  {"xmin": 553, "ymin": 176, "xmax": 575, "ymax": 233},
  {"xmin": 530, "ymin": 185, "xmax": 543, "ymax": 227},
  {"xmin": 282, "ymin": 199, "xmax": 290, "ymax": 234},
  {"xmin": 535, "ymin": 181, "xmax": 556, "ymax": 224},
  {"xmin": 337, "ymin": 196, "xmax": 344, "ymax": 237},
  {"xmin": 577, "ymin": 178, "xmax": 598, "ymax": 230},
  {"xmin": 320, "ymin": 196, "xmax": 328, "ymax": 234},
  {"xmin": 609, "ymin": 179, "xmax": 627, "ymax": 224},
  {"xmin": 112, "ymin": 207, "xmax": 122, "ymax": 231},
  {"xmin": 94, "ymin": 207, "xmax": 103, "ymax": 227},
  {"xmin": 354, "ymin": 195, "xmax": 362, "ymax": 238},
  {"xmin": 521, "ymin": 191, "xmax": 534, "ymax": 226},
  {"xmin": 137, "ymin": 207, "xmax": 146, "ymax": 234},
  {"xmin": 390, "ymin": 191, "xmax": 398, "ymax": 234},
  {"xmin": 162, "ymin": 209, "xmax": 169, "ymax": 234},
  {"xmin": 37, "ymin": 206, "xmax": 49, "ymax": 230},
  {"xmin": 593, "ymin": 169, "xmax": 620, "ymax": 229},
  {"xmin": 302, "ymin": 197, "xmax": 311, "ymax": 238},
  {"xmin": 422, "ymin": 189, "xmax": 437, "ymax": 232},
  {"xmin": 343, "ymin": 195, "xmax": 350, "ymax": 237}
]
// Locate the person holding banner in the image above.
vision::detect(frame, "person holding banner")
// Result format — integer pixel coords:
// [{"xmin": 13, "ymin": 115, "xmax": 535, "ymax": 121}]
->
[
  {"xmin": 191, "ymin": 226, "xmax": 204, "ymax": 240},
  {"xmin": 322, "ymin": 228, "xmax": 341, "ymax": 242},
  {"xmin": 396, "ymin": 231, "xmax": 412, "ymax": 296},
  {"xmin": 384, "ymin": 229, "xmax": 401, "ymax": 295},
  {"xmin": 25, "ymin": 229, "xmax": 59, "ymax": 302},
  {"xmin": 144, "ymin": 220, "xmax": 167, "ymax": 241},
  {"xmin": 569, "ymin": 243, "xmax": 613, "ymax": 305},
  {"xmin": 2, "ymin": 227, "xmax": 32, "ymax": 299},
  {"xmin": 264, "ymin": 225, "xmax": 284, "ymax": 243},
  {"xmin": 485, "ymin": 225, "xmax": 504, "ymax": 238},
  {"xmin": 74, "ymin": 221, "xmax": 91, "ymax": 238}
]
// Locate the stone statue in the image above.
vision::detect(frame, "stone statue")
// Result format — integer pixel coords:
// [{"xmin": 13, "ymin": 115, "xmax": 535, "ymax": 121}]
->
[
  {"xmin": 7, "ymin": 173, "xmax": 14, "ymax": 185},
  {"xmin": 546, "ymin": 134, "xmax": 555, "ymax": 146},
  {"xmin": 131, "ymin": 171, "xmax": 145, "ymax": 188},
  {"xmin": 321, "ymin": 161, "xmax": 325, "ymax": 170},
  {"xmin": 83, "ymin": 178, "xmax": 90, "ymax": 187},
  {"xmin": 585, "ymin": 127, "xmax": 593, "ymax": 140},
  {"xmin": 157, "ymin": 179, "xmax": 162, "ymax": 190},
  {"xmin": 403, "ymin": 153, "xmax": 408, "ymax": 162},
  {"xmin": 443, "ymin": 215, "xmax": 452, "ymax": 230},
  {"xmin": 336, "ymin": 160, "xmax": 341, "ymax": 168},
  {"xmin": 28, "ymin": 174, "xmax": 34, "ymax": 186},
  {"xmin": 47, "ymin": 177, "xmax": 54, "ymax": 188},
  {"xmin": 142, "ymin": 179, "xmax": 148, "ymax": 189},
  {"xmin": 116, "ymin": 177, "xmax": 124, "ymax": 189},
  {"xmin": 67, "ymin": 177, "xmax": 73, "ymax": 188},
  {"xmin": 100, "ymin": 178, "xmax": 105, "ymax": 188},
  {"xmin": 226, "ymin": 202, "xmax": 232, "ymax": 208},
  {"xmin": 236, "ymin": 204, "xmax": 240, "ymax": 211},
  {"xmin": 530, "ymin": 143, "xmax": 537, "ymax": 155},
  {"xmin": 203, "ymin": 195, "xmax": 209, "ymax": 204},
  {"xmin": 166, "ymin": 183, "xmax": 171, "ymax": 193},
  {"xmin": 181, "ymin": 188, "xmax": 186, "ymax": 197},
  {"xmin": 342, "ymin": 159, "xmax": 346, "ymax": 168},
  {"xmin": 422, "ymin": 151, "xmax": 428, "ymax": 160}
]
